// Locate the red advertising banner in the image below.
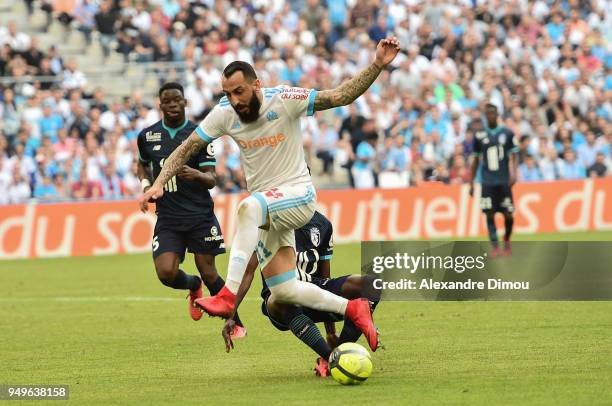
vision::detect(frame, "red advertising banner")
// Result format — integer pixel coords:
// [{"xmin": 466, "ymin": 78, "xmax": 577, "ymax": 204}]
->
[{"xmin": 1, "ymin": 178, "xmax": 611, "ymax": 259}]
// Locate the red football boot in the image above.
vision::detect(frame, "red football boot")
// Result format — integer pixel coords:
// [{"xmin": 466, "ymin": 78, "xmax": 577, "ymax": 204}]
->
[
  {"xmin": 231, "ymin": 324, "xmax": 247, "ymax": 339},
  {"xmin": 503, "ymin": 240, "xmax": 512, "ymax": 257},
  {"xmin": 194, "ymin": 286, "xmax": 236, "ymax": 318},
  {"xmin": 314, "ymin": 357, "xmax": 330, "ymax": 377},
  {"xmin": 345, "ymin": 299, "xmax": 379, "ymax": 352},
  {"xmin": 490, "ymin": 246, "xmax": 503, "ymax": 258},
  {"xmin": 187, "ymin": 281, "xmax": 204, "ymax": 321}
]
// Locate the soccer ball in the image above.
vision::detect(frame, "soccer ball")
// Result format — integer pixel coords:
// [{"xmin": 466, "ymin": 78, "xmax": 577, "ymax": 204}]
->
[{"xmin": 328, "ymin": 342, "xmax": 373, "ymax": 385}]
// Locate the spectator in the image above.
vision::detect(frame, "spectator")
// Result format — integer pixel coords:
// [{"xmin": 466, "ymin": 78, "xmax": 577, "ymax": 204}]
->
[
  {"xmin": 99, "ymin": 163, "xmax": 123, "ymax": 199},
  {"xmin": 8, "ymin": 165, "xmax": 31, "ymax": 203},
  {"xmin": 62, "ymin": 59, "xmax": 87, "ymax": 91},
  {"xmin": 560, "ymin": 150, "xmax": 586, "ymax": 180},
  {"xmin": 0, "ymin": 21, "xmax": 31, "ymax": 52},
  {"xmin": 39, "ymin": 101, "xmax": 64, "ymax": 141},
  {"xmin": 314, "ymin": 120, "xmax": 339, "ymax": 176},
  {"xmin": 94, "ymin": 0, "xmax": 117, "ymax": 58},
  {"xmin": 71, "ymin": 168, "xmax": 102, "ymax": 199},
  {"xmin": 352, "ymin": 125, "xmax": 378, "ymax": 189},
  {"xmin": 577, "ymin": 132, "xmax": 600, "ymax": 168},
  {"xmin": 448, "ymin": 154, "xmax": 470, "ymax": 185},
  {"xmin": 588, "ymin": 153, "xmax": 608, "ymax": 178},
  {"xmin": 518, "ymin": 154, "xmax": 543, "ymax": 182},
  {"xmin": 74, "ymin": 0, "xmax": 98, "ymax": 45},
  {"xmin": 33, "ymin": 174, "xmax": 59, "ymax": 199}
]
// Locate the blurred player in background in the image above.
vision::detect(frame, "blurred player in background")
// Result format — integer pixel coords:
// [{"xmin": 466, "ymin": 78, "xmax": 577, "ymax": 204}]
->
[
  {"xmin": 140, "ymin": 37, "xmax": 401, "ymax": 351},
  {"xmin": 137, "ymin": 82, "xmax": 245, "ymax": 335},
  {"xmin": 469, "ymin": 104, "xmax": 519, "ymax": 257},
  {"xmin": 221, "ymin": 211, "xmax": 380, "ymax": 377}
]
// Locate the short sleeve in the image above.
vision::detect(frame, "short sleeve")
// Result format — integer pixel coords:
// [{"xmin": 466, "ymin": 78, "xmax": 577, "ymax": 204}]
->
[
  {"xmin": 195, "ymin": 105, "xmax": 226, "ymax": 143},
  {"xmin": 197, "ymin": 142, "xmax": 217, "ymax": 169},
  {"xmin": 136, "ymin": 131, "xmax": 151, "ymax": 163},
  {"xmin": 278, "ymin": 86, "xmax": 318, "ymax": 119}
]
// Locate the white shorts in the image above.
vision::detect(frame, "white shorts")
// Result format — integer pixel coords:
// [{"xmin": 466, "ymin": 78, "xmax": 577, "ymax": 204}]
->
[{"xmin": 252, "ymin": 184, "xmax": 316, "ymax": 269}]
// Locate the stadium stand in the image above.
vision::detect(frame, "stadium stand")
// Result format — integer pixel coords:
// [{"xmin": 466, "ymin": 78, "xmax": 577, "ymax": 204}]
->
[{"xmin": 0, "ymin": 0, "xmax": 610, "ymax": 204}]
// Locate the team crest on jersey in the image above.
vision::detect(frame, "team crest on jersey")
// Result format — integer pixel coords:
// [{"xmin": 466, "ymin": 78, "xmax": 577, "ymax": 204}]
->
[
  {"xmin": 153, "ymin": 145, "xmax": 161, "ymax": 151},
  {"xmin": 146, "ymin": 131, "xmax": 162, "ymax": 142},
  {"xmin": 266, "ymin": 111, "xmax": 279, "ymax": 122},
  {"xmin": 206, "ymin": 143, "xmax": 215, "ymax": 156},
  {"xmin": 232, "ymin": 121, "xmax": 241, "ymax": 129},
  {"xmin": 211, "ymin": 226, "xmax": 218, "ymax": 236},
  {"xmin": 310, "ymin": 227, "xmax": 321, "ymax": 247}
]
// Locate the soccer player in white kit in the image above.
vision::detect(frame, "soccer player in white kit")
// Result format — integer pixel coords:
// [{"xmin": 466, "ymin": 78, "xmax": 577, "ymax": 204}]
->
[{"xmin": 140, "ymin": 37, "xmax": 400, "ymax": 351}]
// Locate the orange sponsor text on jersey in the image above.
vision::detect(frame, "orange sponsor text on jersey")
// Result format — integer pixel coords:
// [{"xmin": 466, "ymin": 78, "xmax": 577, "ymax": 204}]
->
[{"xmin": 237, "ymin": 134, "xmax": 286, "ymax": 149}]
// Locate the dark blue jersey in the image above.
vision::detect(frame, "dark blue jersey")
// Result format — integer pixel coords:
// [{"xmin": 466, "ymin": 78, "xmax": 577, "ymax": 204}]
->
[
  {"xmin": 261, "ymin": 211, "xmax": 334, "ymax": 298},
  {"xmin": 137, "ymin": 120, "xmax": 216, "ymax": 219},
  {"xmin": 472, "ymin": 126, "xmax": 518, "ymax": 185}
]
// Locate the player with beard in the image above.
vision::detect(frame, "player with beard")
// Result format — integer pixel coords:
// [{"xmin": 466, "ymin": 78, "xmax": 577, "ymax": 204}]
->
[
  {"xmin": 137, "ymin": 82, "xmax": 245, "ymax": 335},
  {"xmin": 140, "ymin": 37, "xmax": 401, "ymax": 352}
]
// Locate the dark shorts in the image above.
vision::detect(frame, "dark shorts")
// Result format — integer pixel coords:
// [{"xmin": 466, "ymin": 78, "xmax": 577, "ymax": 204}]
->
[
  {"xmin": 152, "ymin": 216, "xmax": 225, "ymax": 261},
  {"xmin": 480, "ymin": 184, "xmax": 514, "ymax": 213},
  {"xmin": 261, "ymin": 275, "xmax": 349, "ymax": 331}
]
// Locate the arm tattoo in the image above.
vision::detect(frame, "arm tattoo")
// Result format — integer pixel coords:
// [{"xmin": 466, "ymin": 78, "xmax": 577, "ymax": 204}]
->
[
  {"xmin": 313, "ymin": 63, "xmax": 383, "ymax": 111},
  {"xmin": 156, "ymin": 133, "xmax": 206, "ymax": 186}
]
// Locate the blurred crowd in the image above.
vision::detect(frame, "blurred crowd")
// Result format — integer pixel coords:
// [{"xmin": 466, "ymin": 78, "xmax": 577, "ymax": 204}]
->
[{"xmin": 1, "ymin": 0, "xmax": 611, "ymax": 203}]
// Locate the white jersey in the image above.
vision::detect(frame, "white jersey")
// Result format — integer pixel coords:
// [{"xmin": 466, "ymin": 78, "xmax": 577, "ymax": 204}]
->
[{"xmin": 196, "ymin": 86, "xmax": 317, "ymax": 193}]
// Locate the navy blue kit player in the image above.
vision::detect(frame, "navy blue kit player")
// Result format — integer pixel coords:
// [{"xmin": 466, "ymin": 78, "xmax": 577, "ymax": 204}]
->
[
  {"xmin": 137, "ymin": 82, "xmax": 244, "ymax": 335},
  {"xmin": 469, "ymin": 104, "xmax": 518, "ymax": 257},
  {"xmin": 221, "ymin": 211, "xmax": 379, "ymax": 377}
]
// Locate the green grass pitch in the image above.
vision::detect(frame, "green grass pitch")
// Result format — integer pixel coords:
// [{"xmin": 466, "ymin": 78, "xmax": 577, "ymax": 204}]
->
[{"xmin": 1, "ymin": 231, "xmax": 612, "ymax": 405}]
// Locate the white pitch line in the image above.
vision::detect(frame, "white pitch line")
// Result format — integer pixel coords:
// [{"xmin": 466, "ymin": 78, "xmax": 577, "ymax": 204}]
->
[{"xmin": 0, "ymin": 296, "xmax": 260, "ymax": 303}]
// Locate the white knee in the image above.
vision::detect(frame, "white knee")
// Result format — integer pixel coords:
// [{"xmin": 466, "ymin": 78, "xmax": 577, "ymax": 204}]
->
[
  {"xmin": 236, "ymin": 196, "xmax": 265, "ymax": 227},
  {"xmin": 268, "ymin": 278, "xmax": 299, "ymax": 303}
]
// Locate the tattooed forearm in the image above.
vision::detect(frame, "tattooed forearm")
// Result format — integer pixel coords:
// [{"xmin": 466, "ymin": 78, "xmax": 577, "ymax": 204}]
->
[
  {"xmin": 155, "ymin": 133, "xmax": 205, "ymax": 186},
  {"xmin": 313, "ymin": 63, "xmax": 383, "ymax": 111}
]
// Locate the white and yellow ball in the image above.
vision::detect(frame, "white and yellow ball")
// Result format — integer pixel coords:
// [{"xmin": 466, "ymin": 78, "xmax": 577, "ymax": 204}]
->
[{"xmin": 328, "ymin": 342, "xmax": 373, "ymax": 385}]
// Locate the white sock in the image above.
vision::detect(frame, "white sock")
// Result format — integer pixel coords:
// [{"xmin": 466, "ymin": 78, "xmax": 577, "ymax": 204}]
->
[
  {"xmin": 225, "ymin": 196, "xmax": 265, "ymax": 294},
  {"xmin": 267, "ymin": 270, "xmax": 348, "ymax": 314}
]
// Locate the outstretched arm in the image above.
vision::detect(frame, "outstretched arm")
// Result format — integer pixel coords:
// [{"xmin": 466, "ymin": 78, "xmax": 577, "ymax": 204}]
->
[
  {"xmin": 222, "ymin": 253, "xmax": 258, "ymax": 352},
  {"xmin": 157, "ymin": 133, "xmax": 207, "ymax": 187},
  {"xmin": 313, "ymin": 37, "xmax": 400, "ymax": 111},
  {"xmin": 138, "ymin": 132, "xmax": 207, "ymax": 212}
]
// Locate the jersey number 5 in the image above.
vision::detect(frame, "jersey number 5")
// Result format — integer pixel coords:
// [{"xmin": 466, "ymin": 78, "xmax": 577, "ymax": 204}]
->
[{"xmin": 160, "ymin": 159, "xmax": 178, "ymax": 192}]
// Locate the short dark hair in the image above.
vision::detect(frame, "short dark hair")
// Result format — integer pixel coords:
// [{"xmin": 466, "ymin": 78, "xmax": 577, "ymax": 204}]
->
[
  {"xmin": 159, "ymin": 82, "xmax": 184, "ymax": 98},
  {"xmin": 223, "ymin": 61, "xmax": 257, "ymax": 81},
  {"xmin": 485, "ymin": 103, "xmax": 498, "ymax": 112}
]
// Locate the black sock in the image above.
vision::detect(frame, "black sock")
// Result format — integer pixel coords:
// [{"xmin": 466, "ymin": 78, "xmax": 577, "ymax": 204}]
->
[
  {"xmin": 286, "ymin": 306, "xmax": 331, "ymax": 359},
  {"xmin": 338, "ymin": 300, "xmax": 378, "ymax": 344},
  {"xmin": 486, "ymin": 214, "xmax": 498, "ymax": 248},
  {"xmin": 204, "ymin": 275, "xmax": 244, "ymax": 327},
  {"xmin": 504, "ymin": 215, "xmax": 514, "ymax": 242},
  {"xmin": 161, "ymin": 269, "xmax": 201, "ymax": 291},
  {"xmin": 204, "ymin": 275, "xmax": 225, "ymax": 295}
]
